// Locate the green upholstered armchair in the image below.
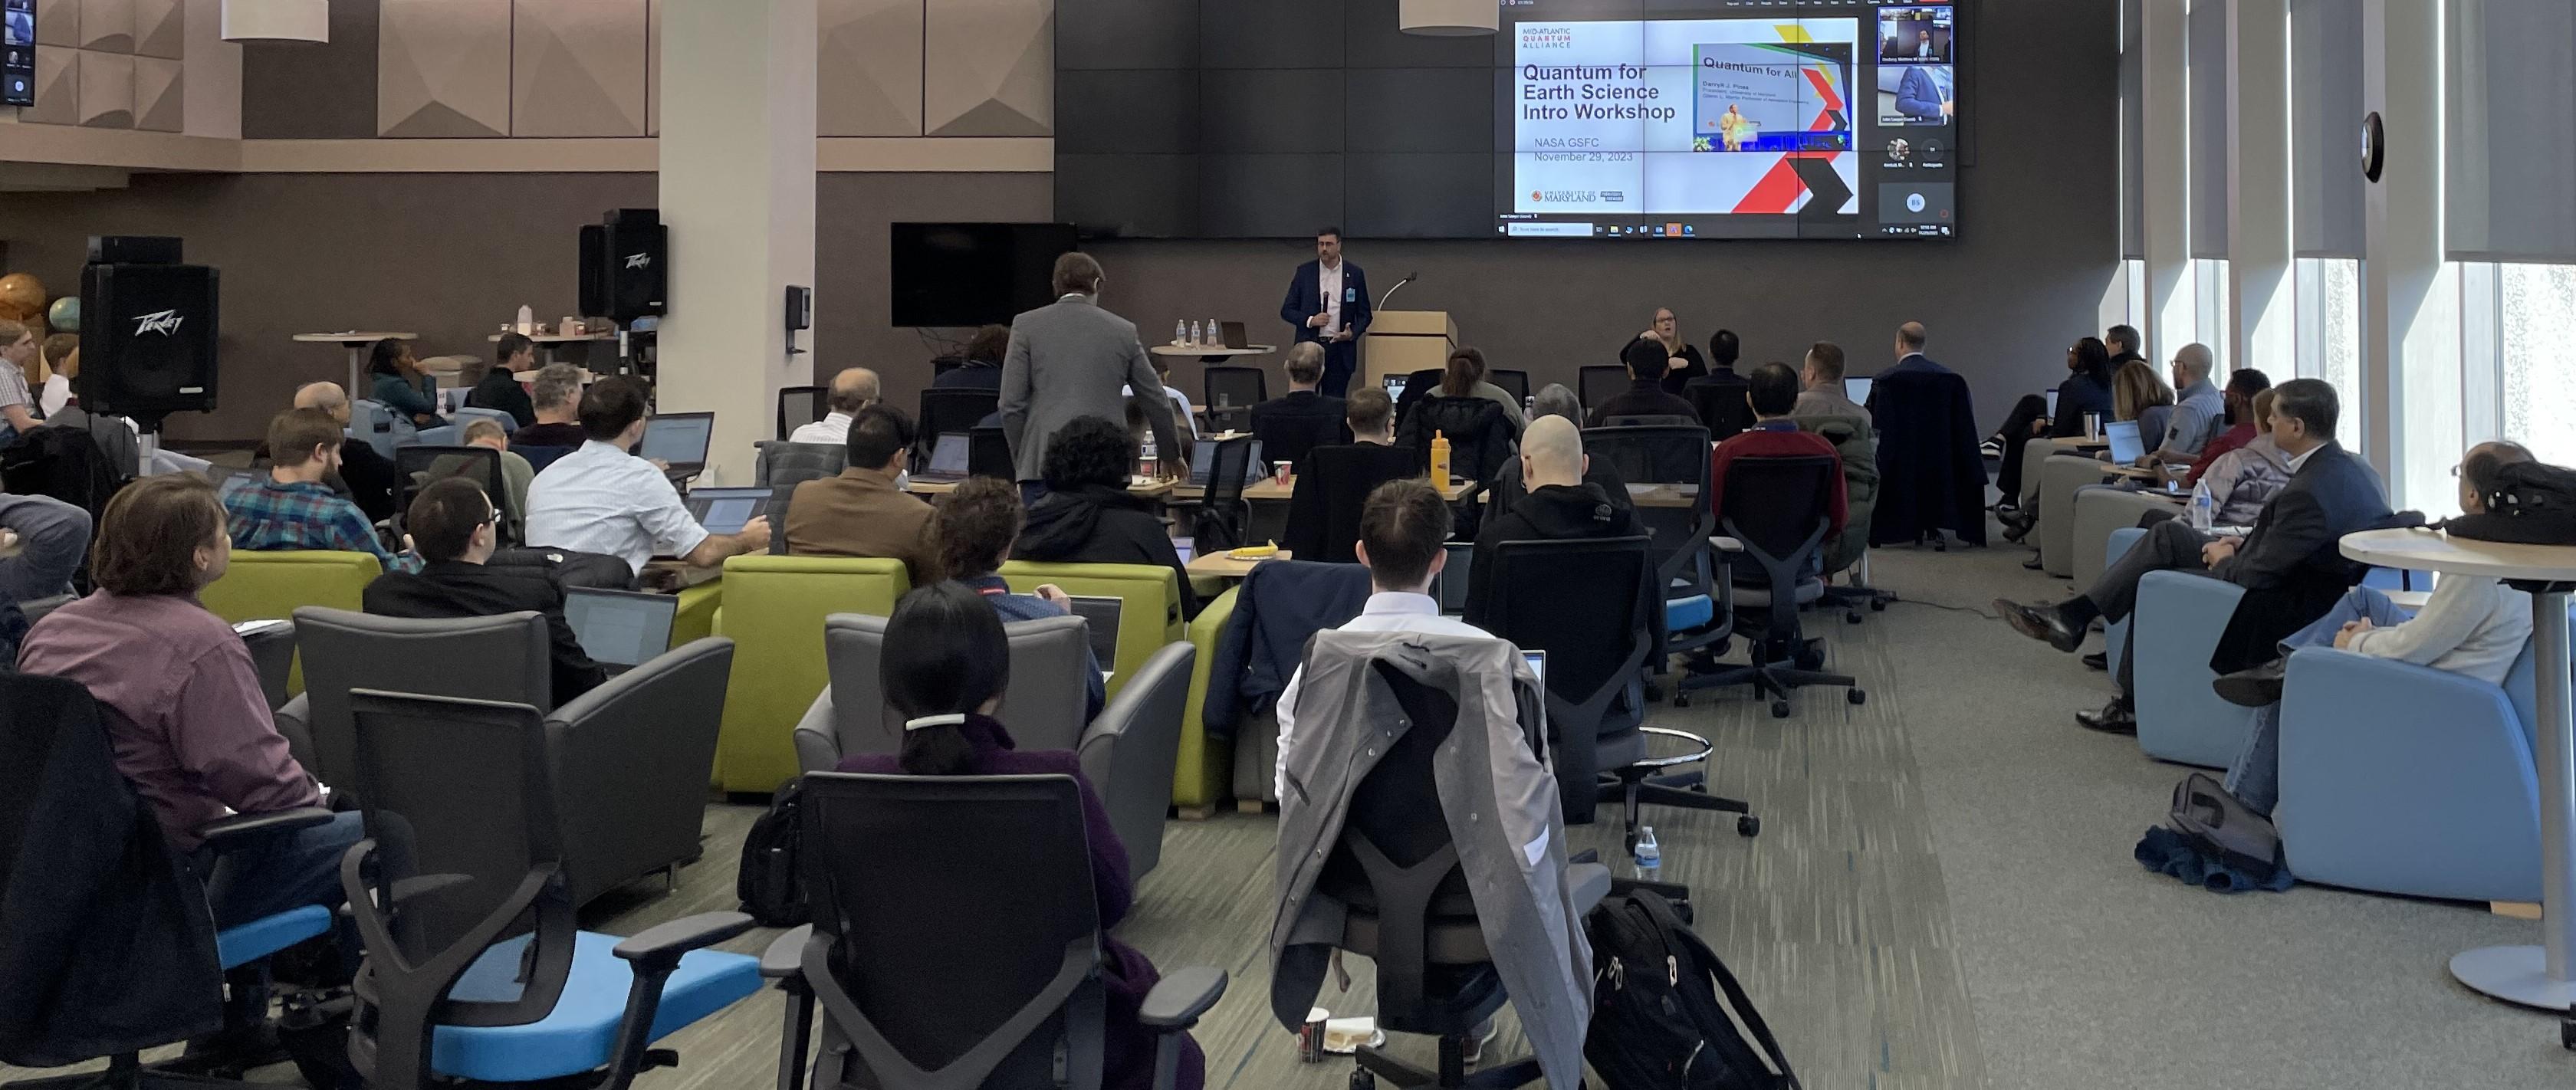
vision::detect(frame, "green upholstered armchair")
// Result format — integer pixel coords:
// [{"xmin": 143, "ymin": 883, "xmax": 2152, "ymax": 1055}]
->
[
  {"xmin": 199, "ymin": 550, "xmax": 383, "ymax": 697},
  {"xmin": 709, "ymin": 555, "xmax": 909, "ymax": 792}
]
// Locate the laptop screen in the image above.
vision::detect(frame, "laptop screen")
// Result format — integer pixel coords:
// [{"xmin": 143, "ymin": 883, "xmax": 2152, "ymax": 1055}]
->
[
  {"xmin": 1383, "ymin": 374, "xmax": 1408, "ymax": 402},
  {"xmin": 1188, "ymin": 438, "xmax": 1266, "ymax": 488},
  {"xmin": 1844, "ymin": 376, "xmax": 1872, "ymax": 404},
  {"xmin": 1524, "ymin": 650, "xmax": 1546, "ymax": 685},
  {"xmin": 1068, "ymin": 596, "xmax": 1123, "ymax": 672},
  {"xmin": 2044, "ymin": 387, "xmax": 2060, "ymax": 420},
  {"xmin": 563, "ymin": 587, "xmax": 680, "ymax": 668},
  {"xmin": 639, "ymin": 413, "xmax": 715, "ymax": 468},
  {"xmin": 685, "ymin": 487, "xmax": 770, "ymax": 535},
  {"xmin": 925, "ymin": 433, "xmax": 970, "ymax": 476},
  {"xmin": 2104, "ymin": 419, "xmax": 2146, "ymax": 464}
]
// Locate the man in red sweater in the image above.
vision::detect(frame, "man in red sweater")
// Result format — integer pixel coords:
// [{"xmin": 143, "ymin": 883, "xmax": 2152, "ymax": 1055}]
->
[{"xmin": 1708, "ymin": 362, "xmax": 1848, "ymax": 535}]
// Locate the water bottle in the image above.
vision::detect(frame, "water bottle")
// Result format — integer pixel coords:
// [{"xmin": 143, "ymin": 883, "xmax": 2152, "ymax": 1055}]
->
[
  {"xmin": 1208, "ymin": 317, "xmax": 1221, "ymax": 345},
  {"xmin": 1139, "ymin": 428, "xmax": 1159, "ymax": 478},
  {"xmin": 1188, "ymin": 320, "xmax": 1202, "ymax": 346},
  {"xmin": 2190, "ymin": 481, "xmax": 2214, "ymax": 531},
  {"xmin": 1174, "ymin": 320, "xmax": 1188, "ymax": 346},
  {"xmin": 1634, "ymin": 826, "xmax": 1661, "ymax": 877}
]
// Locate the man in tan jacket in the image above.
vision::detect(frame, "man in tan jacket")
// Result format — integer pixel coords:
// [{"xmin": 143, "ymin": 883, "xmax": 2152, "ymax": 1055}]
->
[{"xmin": 785, "ymin": 404, "xmax": 936, "ymax": 584}]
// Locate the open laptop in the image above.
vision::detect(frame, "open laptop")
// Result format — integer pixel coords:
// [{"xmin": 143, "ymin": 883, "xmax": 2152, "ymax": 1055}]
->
[
  {"xmin": 1219, "ymin": 320, "xmax": 1249, "ymax": 349},
  {"xmin": 1188, "ymin": 437, "xmax": 1267, "ymax": 488},
  {"xmin": 1067, "ymin": 596, "xmax": 1123, "ymax": 680},
  {"xmin": 2104, "ymin": 419, "xmax": 2147, "ymax": 464},
  {"xmin": 913, "ymin": 432, "xmax": 971, "ymax": 483},
  {"xmin": 2044, "ymin": 387, "xmax": 2060, "ymax": 420},
  {"xmin": 640, "ymin": 412, "xmax": 715, "ymax": 476},
  {"xmin": 1844, "ymin": 376, "xmax": 1873, "ymax": 404},
  {"xmin": 563, "ymin": 586, "xmax": 680, "ymax": 676},
  {"xmin": 1383, "ymin": 373, "xmax": 1408, "ymax": 402},
  {"xmin": 683, "ymin": 486, "xmax": 770, "ymax": 535}
]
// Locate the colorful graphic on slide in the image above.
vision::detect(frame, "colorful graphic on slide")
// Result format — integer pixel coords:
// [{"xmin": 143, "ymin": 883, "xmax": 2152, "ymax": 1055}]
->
[{"xmin": 1511, "ymin": 18, "xmax": 1858, "ymax": 218}]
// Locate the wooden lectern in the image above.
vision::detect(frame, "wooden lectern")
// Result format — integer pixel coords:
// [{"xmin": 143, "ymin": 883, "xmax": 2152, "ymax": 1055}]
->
[{"xmin": 1362, "ymin": 310, "xmax": 1458, "ymax": 390}]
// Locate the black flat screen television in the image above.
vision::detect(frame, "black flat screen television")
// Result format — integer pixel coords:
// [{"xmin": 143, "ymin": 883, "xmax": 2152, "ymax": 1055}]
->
[{"xmin": 890, "ymin": 222, "xmax": 1080, "ymax": 327}]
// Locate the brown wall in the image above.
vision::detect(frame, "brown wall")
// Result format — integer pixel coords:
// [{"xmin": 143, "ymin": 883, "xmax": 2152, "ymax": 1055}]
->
[{"xmin": 0, "ymin": 170, "xmax": 1051, "ymax": 441}]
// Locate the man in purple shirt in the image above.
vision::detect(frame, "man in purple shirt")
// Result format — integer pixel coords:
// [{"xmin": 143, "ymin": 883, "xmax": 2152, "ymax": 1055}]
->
[{"xmin": 16, "ymin": 474, "xmax": 360, "ymax": 928}]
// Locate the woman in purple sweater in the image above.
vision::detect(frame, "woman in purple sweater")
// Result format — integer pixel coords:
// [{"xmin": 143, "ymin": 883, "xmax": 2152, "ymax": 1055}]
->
[{"xmin": 836, "ymin": 583, "xmax": 1204, "ymax": 1090}]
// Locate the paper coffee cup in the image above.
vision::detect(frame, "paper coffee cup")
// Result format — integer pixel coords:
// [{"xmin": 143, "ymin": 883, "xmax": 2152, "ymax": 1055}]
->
[{"xmin": 1273, "ymin": 460, "xmax": 1294, "ymax": 486}]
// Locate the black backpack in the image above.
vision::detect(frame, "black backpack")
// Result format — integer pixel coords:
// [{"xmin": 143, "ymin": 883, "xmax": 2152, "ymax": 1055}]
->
[
  {"xmin": 2, "ymin": 426, "xmax": 124, "ymax": 524},
  {"xmin": 736, "ymin": 778, "xmax": 808, "ymax": 927},
  {"xmin": 2445, "ymin": 459, "xmax": 2576, "ymax": 546},
  {"xmin": 1585, "ymin": 889, "xmax": 1799, "ymax": 1090}
]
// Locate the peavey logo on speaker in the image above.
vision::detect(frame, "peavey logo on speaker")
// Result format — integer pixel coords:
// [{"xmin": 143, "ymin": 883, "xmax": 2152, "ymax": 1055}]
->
[
  {"xmin": 625, "ymin": 251, "xmax": 652, "ymax": 270},
  {"xmin": 133, "ymin": 308, "xmax": 187, "ymax": 337}
]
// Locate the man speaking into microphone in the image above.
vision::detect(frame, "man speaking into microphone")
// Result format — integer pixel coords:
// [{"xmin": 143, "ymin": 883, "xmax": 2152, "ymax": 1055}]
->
[{"xmin": 1279, "ymin": 226, "xmax": 1372, "ymax": 398}]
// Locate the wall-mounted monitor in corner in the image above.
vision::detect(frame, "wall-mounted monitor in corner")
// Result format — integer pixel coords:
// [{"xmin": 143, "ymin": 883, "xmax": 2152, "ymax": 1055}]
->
[{"xmin": 2, "ymin": 0, "xmax": 34, "ymax": 109}]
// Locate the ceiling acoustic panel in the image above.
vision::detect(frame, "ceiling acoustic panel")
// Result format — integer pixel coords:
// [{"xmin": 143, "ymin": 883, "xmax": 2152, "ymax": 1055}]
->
[
  {"xmin": 77, "ymin": 49, "xmax": 133, "ymax": 126},
  {"xmin": 34, "ymin": 0, "xmax": 77, "ymax": 47},
  {"xmin": 511, "ymin": 0, "xmax": 647, "ymax": 136},
  {"xmin": 132, "ymin": 54, "xmax": 182, "ymax": 130},
  {"xmin": 925, "ymin": 0, "xmax": 1050, "ymax": 136},
  {"xmin": 377, "ymin": 0, "xmax": 511, "ymax": 137},
  {"xmin": 133, "ymin": 0, "xmax": 180, "ymax": 58},
  {"xmin": 77, "ymin": 0, "xmax": 132, "ymax": 51},
  {"xmin": 21, "ymin": 47, "xmax": 77, "ymax": 124},
  {"xmin": 818, "ymin": 0, "xmax": 923, "ymax": 136}
]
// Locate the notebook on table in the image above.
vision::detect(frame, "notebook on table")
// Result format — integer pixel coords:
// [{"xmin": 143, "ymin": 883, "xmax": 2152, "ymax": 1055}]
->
[
  {"xmin": 563, "ymin": 586, "xmax": 680, "ymax": 676},
  {"xmin": 682, "ymin": 486, "xmax": 770, "ymax": 535}
]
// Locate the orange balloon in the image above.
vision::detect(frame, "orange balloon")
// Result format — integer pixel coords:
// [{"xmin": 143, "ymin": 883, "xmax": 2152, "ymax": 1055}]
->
[{"xmin": 0, "ymin": 273, "xmax": 46, "ymax": 322}]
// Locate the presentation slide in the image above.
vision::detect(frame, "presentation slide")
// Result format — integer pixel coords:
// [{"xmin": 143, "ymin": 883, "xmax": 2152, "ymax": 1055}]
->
[{"xmin": 1497, "ymin": 1, "xmax": 1958, "ymax": 241}]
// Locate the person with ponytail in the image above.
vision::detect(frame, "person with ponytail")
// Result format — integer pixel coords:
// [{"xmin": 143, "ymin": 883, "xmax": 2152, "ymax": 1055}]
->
[{"xmin": 835, "ymin": 583, "xmax": 1206, "ymax": 1090}]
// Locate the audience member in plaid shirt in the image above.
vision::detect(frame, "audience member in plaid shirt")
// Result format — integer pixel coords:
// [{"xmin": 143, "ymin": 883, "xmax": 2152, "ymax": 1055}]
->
[{"xmin": 219, "ymin": 408, "xmax": 421, "ymax": 574}]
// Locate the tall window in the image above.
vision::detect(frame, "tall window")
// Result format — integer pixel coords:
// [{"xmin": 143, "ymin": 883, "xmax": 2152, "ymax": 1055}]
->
[
  {"xmin": 2293, "ymin": 258, "xmax": 2361, "ymax": 402},
  {"xmin": 2496, "ymin": 264, "xmax": 2576, "ymax": 465},
  {"xmin": 2192, "ymin": 259, "xmax": 2231, "ymax": 370}
]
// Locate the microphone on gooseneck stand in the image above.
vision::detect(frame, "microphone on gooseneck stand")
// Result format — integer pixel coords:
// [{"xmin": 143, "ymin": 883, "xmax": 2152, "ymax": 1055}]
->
[{"xmin": 1378, "ymin": 274, "xmax": 1419, "ymax": 312}]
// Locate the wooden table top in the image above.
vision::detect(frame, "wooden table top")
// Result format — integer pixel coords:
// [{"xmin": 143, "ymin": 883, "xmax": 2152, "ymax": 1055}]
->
[
  {"xmin": 511, "ymin": 368, "xmax": 600, "ymax": 383},
  {"xmin": 1168, "ymin": 477, "xmax": 1474, "ymax": 502},
  {"xmin": 1185, "ymin": 548, "xmax": 1292, "ymax": 579},
  {"xmin": 2341, "ymin": 527, "xmax": 2576, "ymax": 582},
  {"xmin": 294, "ymin": 331, "xmax": 414, "ymax": 343},
  {"xmin": 1150, "ymin": 344, "xmax": 1276, "ymax": 358},
  {"xmin": 491, "ymin": 332, "xmax": 616, "ymax": 343},
  {"xmin": 1628, "ymin": 483, "xmax": 1701, "ymax": 509},
  {"xmin": 909, "ymin": 477, "xmax": 1175, "ymax": 498}
]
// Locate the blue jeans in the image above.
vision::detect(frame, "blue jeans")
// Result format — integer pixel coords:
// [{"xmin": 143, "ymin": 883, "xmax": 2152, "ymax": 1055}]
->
[
  {"xmin": 198, "ymin": 810, "xmax": 367, "ymax": 931},
  {"xmin": 2222, "ymin": 586, "xmax": 2413, "ymax": 816},
  {"xmin": 0, "ymin": 493, "xmax": 92, "ymax": 604}
]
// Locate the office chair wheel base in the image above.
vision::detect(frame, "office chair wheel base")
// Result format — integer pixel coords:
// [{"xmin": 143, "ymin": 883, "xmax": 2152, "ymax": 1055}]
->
[
  {"xmin": 1848, "ymin": 688, "xmax": 1868, "ymax": 706},
  {"xmin": 1738, "ymin": 814, "xmax": 1761, "ymax": 837},
  {"xmin": 1672, "ymin": 693, "xmax": 1692, "ymax": 708},
  {"xmin": 2561, "ymin": 1013, "xmax": 2576, "ymax": 1050},
  {"xmin": 1846, "ymin": 611, "xmax": 1863, "ymax": 624},
  {"xmin": 1769, "ymin": 700, "xmax": 1791, "ymax": 719},
  {"xmin": 1871, "ymin": 598, "xmax": 1889, "ymax": 612},
  {"xmin": 1349, "ymin": 1069, "xmax": 1378, "ymax": 1090}
]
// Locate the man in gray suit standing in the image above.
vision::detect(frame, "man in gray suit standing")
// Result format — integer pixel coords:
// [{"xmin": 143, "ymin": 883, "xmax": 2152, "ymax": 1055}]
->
[{"xmin": 1000, "ymin": 252, "xmax": 1184, "ymax": 502}]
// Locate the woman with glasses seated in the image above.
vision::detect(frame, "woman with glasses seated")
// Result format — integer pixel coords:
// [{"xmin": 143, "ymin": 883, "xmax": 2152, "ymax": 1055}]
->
[{"xmin": 838, "ymin": 583, "xmax": 1205, "ymax": 1090}]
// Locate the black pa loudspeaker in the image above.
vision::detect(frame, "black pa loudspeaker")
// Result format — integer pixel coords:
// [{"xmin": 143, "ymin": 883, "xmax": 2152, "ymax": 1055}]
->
[
  {"xmin": 87, "ymin": 235, "xmax": 184, "ymax": 264},
  {"xmin": 77, "ymin": 262, "xmax": 219, "ymax": 424},
  {"xmin": 577, "ymin": 208, "xmax": 665, "ymax": 322}
]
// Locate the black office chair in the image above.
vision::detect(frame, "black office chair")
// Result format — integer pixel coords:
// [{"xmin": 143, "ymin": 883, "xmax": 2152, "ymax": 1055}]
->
[
  {"xmin": 965, "ymin": 427, "xmax": 1013, "ymax": 481},
  {"xmin": 1193, "ymin": 435, "xmax": 1258, "ymax": 553},
  {"xmin": 1307, "ymin": 662, "xmax": 1599, "ymax": 1090},
  {"xmin": 337, "ymin": 690, "xmax": 759, "ymax": 1090},
  {"xmin": 1487, "ymin": 369, "xmax": 1530, "ymax": 407},
  {"xmin": 767, "ymin": 773, "xmax": 1225, "ymax": 1090},
  {"xmin": 754, "ymin": 440, "xmax": 847, "ymax": 489},
  {"xmin": 1390, "ymin": 366, "xmax": 1446, "ymax": 432},
  {"xmin": 238, "ymin": 619, "xmax": 297, "ymax": 712},
  {"xmin": 917, "ymin": 389, "xmax": 1001, "ymax": 467},
  {"xmin": 1585, "ymin": 426, "xmax": 1733, "ymax": 690},
  {"xmin": 1577, "ymin": 366, "xmax": 1628, "ymax": 412},
  {"xmin": 1681, "ymin": 455, "xmax": 1865, "ymax": 717},
  {"xmin": 1684, "ymin": 373, "xmax": 1756, "ymax": 440},
  {"xmin": 393, "ymin": 445, "xmax": 511, "ymax": 544},
  {"xmin": 1282, "ymin": 443, "xmax": 1420, "ymax": 564},
  {"xmin": 777, "ymin": 385, "xmax": 827, "ymax": 441},
  {"xmin": 1202, "ymin": 366, "xmax": 1267, "ymax": 416},
  {"xmin": 1250, "ymin": 407, "xmax": 1345, "ymax": 472}
]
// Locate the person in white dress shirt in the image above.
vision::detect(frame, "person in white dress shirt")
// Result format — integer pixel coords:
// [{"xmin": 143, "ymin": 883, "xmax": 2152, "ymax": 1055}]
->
[
  {"xmin": 787, "ymin": 367, "xmax": 881, "ymax": 446},
  {"xmin": 1273, "ymin": 478, "xmax": 1497, "ymax": 799},
  {"xmin": 522, "ymin": 376, "xmax": 770, "ymax": 576}
]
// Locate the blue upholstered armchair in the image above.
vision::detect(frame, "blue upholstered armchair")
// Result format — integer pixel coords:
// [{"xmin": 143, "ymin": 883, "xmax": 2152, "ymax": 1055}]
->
[
  {"xmin": 2273, "ymin": 616, "xmax": 2554, "ymax": 902},
  {"xmin": 2131, "ymin": 568, "xmax": 2259, "ymax": 767}
]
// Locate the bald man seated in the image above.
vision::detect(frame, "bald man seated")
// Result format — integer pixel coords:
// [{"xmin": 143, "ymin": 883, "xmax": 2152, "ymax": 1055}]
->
[
  {"xmin": 789, "ymin": 367, "xmax": 882, "ymax": 446},
  {"xmin": 285, "ymin": 381, "xmax": 399, "ymax": 521},
  {"xmin": 1463, "ymin": 415, "xmax": 1647, "ymax": 627}
]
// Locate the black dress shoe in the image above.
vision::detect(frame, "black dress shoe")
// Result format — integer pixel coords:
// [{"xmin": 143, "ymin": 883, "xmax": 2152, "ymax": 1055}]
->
[
  {"xmin": 2082, "ymin": 651, "xmax": 2108, "ymax": 671},
  {"xmin": 2213, "ymin": 658, "xmax": 2290, "ymax": 708},
  {"xmin": 1994, "ymin": 599, "xmax": 2085, "ymax": 653},
  {"xmin": 2076, "ymin": 698, "xmax": 2137, "ymax": 734},
  {"xmin": 2022, "ymin": 555, "xmax": 2046, "ymax": 570}
]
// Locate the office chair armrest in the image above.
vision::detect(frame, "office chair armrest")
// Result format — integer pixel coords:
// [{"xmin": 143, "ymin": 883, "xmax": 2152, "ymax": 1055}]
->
[
  {"xmin": 760, "ymin": 924, "xmax": 813, "ymax": 980},
  {"xmin": 1710, "ymin": 535, "xmax": 1745, "ymax": 553},
  {"xmin": 613, "ymin": 911, "xmax": 756, "ymax": 973},
  {"xmin": 196, "ymin": 806, "xmax": 336, "ymax": 849},
  {"xmin": 1566, "ymin": 862, "xmax": 1614, "ymax": 912},
  {"xmin": 1138, "ymin": 965, "xmax": 1227, "ymax": 1029}
]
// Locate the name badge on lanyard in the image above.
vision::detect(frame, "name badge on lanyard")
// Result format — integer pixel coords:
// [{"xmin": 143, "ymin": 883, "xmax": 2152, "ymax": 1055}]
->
[{"xmin": 1343, "ymin": 286, "xmax": 1356, "ymax": 303}]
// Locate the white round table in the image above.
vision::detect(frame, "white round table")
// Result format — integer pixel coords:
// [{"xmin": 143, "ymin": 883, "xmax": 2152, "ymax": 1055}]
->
[
  {"xmin": 294, "ymin": 331, "xmax": 416, "ymax": 398},
  {"xmin": 2342, "ymin": 527, "xmax": 2576, "ymax": 1010}
]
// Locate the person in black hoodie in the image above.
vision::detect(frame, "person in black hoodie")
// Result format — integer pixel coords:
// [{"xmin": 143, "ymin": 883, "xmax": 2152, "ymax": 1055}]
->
[
  {"xmin": 1012, "ymin": 414, "xmax": 1202, "ymax": 619},
  {"xmin": 1464, "ymin": 415, "xmax": 1646, "ymax": 627}
]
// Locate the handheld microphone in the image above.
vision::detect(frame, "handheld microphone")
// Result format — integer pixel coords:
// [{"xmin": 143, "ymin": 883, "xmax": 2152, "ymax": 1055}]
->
[{"xmin": 1378, "ymin": 273, "xmax": 1419, "ymax": 311}]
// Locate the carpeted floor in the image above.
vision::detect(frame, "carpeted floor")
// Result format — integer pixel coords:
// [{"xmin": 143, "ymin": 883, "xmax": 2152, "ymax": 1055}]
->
[{"xmin": 7, "ymin": 525, "xmax": 2570, "ymax": 1089}]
